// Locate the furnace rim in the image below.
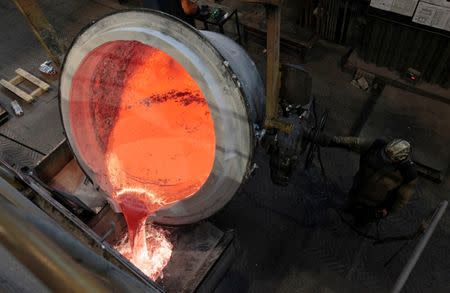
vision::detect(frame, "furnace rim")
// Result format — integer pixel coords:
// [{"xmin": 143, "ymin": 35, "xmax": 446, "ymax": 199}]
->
[{"xmin": 59, "ymin": 9, "xmax": 264, "ymax": 225}]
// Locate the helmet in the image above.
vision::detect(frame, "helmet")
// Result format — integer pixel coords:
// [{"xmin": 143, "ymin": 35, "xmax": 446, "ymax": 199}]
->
[{"xmin": 384, "ymin": 139, "xmax": 411, "ymax": 163}]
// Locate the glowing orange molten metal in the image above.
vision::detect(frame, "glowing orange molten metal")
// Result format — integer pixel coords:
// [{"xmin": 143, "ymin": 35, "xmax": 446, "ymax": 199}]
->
[
  {"xmin": 69, "ymin": 41, "xmax": 216, "ymax": 280},
  {"xmin": 115, "ymin": 218, "xmax": 173, "ymax": 281}
]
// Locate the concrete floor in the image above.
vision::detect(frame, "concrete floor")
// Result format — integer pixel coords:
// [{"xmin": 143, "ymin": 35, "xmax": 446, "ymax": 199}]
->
[{"xmin": 0, "ymin": 1, "xmax": 449, "ymax": 292}]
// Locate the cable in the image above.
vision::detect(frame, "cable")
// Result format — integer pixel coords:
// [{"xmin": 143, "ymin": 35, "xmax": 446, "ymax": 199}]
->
[
  {"xmin": 304, "ymin": 97, "xmax": 328, "ymax": 175},
  {"xmin": 316, "ymin": 112, "xmax": 328, "ymax": 177},
  {"xmin": 384, "ymin": 240, "xmax": 410, "ymax": 267},
  {"xmin": 0, "ymin": 133, "xmax": 46, "ymax": 156},
  {"xmin": 301, "ymin": 100, "xmax": 385, "ymax": 240},
  {"xmin": 333, "ymin": 208, "xmax": 380, "ymax": 241}
]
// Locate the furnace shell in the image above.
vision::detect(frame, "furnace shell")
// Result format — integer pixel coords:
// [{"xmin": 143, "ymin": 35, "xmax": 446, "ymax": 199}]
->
[{"xmin": 59, "ymin": 10, "xmax": 264, "ymax": 225}]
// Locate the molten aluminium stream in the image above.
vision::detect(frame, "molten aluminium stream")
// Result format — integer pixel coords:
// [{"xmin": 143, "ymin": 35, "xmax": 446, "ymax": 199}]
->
[{"xmin": 69, "ymin": 40, "xmax": 216, "ymax": 279}]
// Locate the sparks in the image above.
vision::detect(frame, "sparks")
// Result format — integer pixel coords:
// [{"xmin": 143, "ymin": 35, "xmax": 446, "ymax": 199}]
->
[{"xmin": 115, "ymin": 222, "xmax": 173, "ymax": 281}]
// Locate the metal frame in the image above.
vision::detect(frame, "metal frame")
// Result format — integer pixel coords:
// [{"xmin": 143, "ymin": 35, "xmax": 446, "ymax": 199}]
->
[{"xmin": 0, "ymin": 171, "xmax": 163, "ymax": 292}]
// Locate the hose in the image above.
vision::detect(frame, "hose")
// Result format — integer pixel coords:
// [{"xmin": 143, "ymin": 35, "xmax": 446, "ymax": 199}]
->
[{"xmin": 304, "ymin": 97, "xmax": 328, "ymax": 177}]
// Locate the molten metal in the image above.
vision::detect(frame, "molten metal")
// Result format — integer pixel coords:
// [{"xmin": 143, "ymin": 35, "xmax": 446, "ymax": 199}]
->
[
  {"xmin": 69, "ymin": 40, "xmax": 215, "ymax": 279},
  {"xmin": 115, "ymin": 221, "xmax": 173, "ymax": 281}
]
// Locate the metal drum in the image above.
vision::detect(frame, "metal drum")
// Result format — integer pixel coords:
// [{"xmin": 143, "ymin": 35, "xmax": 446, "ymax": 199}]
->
[{"xmin": 59, "ymin": 10, "xmax": 264, "ymax": 225}]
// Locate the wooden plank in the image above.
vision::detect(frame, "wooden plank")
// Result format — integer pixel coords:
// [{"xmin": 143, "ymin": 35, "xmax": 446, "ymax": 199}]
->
[
  {"xmin": 0, "ymin": 79, "xmax": 34, "ymax": 102},
  {"xmin": 9, "ymin": 75, "xmax": 24, "ymax": 86},
  {"xmin": 15, "ymin": 68, "xmax": 50, "ymax": 90},
  {"xmin": 265, "ymin": 5, "xmax": 281, "ymax": 122},
  {"xmin": 30, "ymin": 87, "xmax": 45, "ymax": 97}
]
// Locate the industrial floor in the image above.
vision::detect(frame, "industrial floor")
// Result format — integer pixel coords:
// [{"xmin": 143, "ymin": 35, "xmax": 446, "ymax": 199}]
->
[{"xmin": 0, "ymin": 1, "xmax": 449, "ymax": 292}]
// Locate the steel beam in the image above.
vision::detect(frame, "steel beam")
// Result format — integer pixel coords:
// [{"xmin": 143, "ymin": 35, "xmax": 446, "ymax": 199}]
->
[{"xmin": 12, "ymin": 0, "xmax": 66, "ymax": 67}]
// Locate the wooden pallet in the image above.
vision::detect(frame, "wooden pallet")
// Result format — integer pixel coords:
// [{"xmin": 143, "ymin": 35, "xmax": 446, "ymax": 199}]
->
[{"xmin": 0, "ymin": 68, "xmax": 50, "ymax": 103}]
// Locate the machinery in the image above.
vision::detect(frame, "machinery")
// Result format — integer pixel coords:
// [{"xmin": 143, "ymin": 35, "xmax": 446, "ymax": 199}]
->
[
  {"xmin": 60, "ymin": 10, "xmax": 265, "ymax": 225},
  {"xmin": 0, "ymin": 6, "xmax": 269, "ymax": 292},
  {"xmin": 1, "ymin": 1, "xmax": 448, "ymax": 292},
  {"xmin": 0, "ymin": 3, "xmax": 314, "ymax": 292},
  {"xmin": 57, "ymin": 7, "xmax": 315, "ymax": 224}
]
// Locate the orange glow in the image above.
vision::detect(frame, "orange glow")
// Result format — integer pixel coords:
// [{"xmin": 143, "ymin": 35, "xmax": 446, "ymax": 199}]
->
[
  {"xmin": 69, "ymin": 41, "xmax": 215, "ymax": 279},
  {"xmin": 115, "ymin": 219, "xmax": 173, "ymax": 281}
]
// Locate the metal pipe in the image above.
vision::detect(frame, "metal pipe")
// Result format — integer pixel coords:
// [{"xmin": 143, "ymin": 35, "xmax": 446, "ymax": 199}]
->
[
  {"xmin": 0, "ymin": 195, "xmax": 109, "ymax": 293},
  {"xmin": 391, "ymin": 200, "xmax": 448, "ymax": 293}
]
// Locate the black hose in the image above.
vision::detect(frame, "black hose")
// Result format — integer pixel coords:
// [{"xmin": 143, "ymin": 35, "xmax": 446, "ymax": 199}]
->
[{"xmin": 304, "ymin": 98, "xmax": 328, "ymax": 175}]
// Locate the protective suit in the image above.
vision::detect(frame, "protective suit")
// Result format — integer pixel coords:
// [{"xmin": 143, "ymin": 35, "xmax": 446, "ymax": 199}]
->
[{"xmin": 318, "ymin": 135, "xmax": 418, "ymax": 224}]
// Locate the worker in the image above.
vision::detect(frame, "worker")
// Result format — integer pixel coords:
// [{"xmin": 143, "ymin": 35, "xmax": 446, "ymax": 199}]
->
[
  {"xmin": 143, "ymin": 0, "xmax": 199, "ymax": 26},
  {"xmin": 314, "ymin": 135, "xmax": 418, "ymax": 225}
]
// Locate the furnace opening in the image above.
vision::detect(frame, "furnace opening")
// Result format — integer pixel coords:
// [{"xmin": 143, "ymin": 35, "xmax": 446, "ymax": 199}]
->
[{"xmin": 69, "ymin": 40, "xmax": 216, "ymax": 207}]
